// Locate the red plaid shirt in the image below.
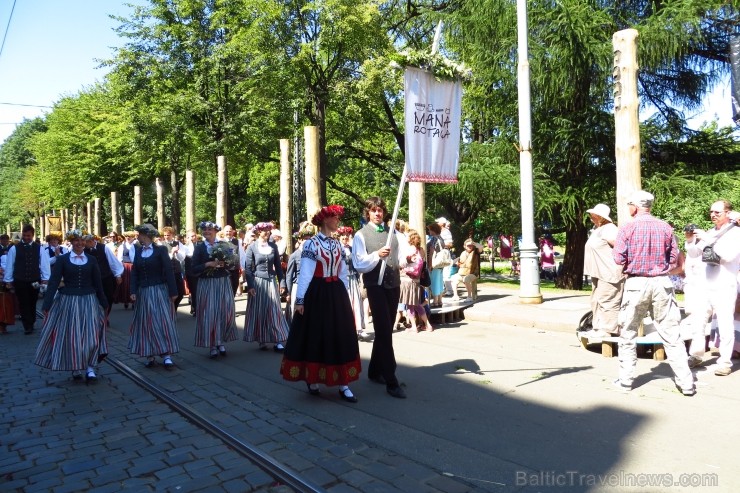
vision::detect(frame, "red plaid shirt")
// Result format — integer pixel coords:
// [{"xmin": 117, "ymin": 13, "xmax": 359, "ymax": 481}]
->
[{"xmin": 613, "ymin": 212, "xmax": 678, "ymax": 277}]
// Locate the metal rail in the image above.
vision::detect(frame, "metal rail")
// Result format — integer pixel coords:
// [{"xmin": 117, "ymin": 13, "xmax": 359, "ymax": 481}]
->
[{"xmin": 106, "ymin": 356, "xmax": 326, "ymax": 493}]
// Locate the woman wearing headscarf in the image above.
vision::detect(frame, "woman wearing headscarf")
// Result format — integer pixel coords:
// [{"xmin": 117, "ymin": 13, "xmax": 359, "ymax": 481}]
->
[
  {"xmin": 190, "ymin": 221, "xmax": 239, "ymax": 358},
  {"xmin": 582, "ymin": 204, "xmax": 624, "ymax": 338},
  {"xmin": 128, "ymin": 224, "xmax": 179, "ymax": 368},
  {"xmin": 281, "ymin": 205, "xmax": 361, "ymax": 403},
  {"xmin": 34, "ymin": 229, "xmax": 108, "ymax": 382},
  {"xmin": 243, "ymin": 222, "xmax": 289, "ymax": 351}
]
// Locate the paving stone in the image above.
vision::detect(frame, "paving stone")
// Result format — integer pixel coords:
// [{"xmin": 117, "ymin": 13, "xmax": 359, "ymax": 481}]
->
[
  {"xmin": 301, "ymin": 466, "xmax": 338, "ymax": 487},
  {"xmin": 61, "ymin": 458, "xmax": 105, "ymax": 475}
]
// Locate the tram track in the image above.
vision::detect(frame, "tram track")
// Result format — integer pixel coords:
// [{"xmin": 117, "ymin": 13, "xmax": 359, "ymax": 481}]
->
[{"xmin": 106, "ymin": 355, "xmax": 326, "ymax": 493}]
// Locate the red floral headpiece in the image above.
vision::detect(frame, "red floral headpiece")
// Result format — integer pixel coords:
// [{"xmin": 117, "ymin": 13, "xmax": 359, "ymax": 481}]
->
[
  {"xmin": 311, "ymin": 205, "xmax": 344, "ymax": 226},
  {"xmin": 336, "ymin": 226, "xmax": 353, "ymax": 236}
]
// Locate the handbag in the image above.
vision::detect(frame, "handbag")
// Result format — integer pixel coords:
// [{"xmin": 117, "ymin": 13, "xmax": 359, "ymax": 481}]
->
[
  {"xmin": 701, "ymin": 224, "xmax": 734, "ymax": 265},
  {"xmin": 404, "ymin": 258, "xmax": 423, "ymax": 278},
  {"xmin": 701, "ymin": 245, "xmax": 720, "ymax": 265},
  {"xmin": 432, "ymin": 248, "xmax": 452, "ymax": 269},
  {"xmin": 419, "ymin": 260, "xmax": 432, "ymax": 288}
]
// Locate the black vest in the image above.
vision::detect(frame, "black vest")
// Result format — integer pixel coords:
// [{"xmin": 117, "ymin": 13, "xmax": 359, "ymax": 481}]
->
[
  {"xmin": 360, "ymin": 223, "xmax": 400, "ymax": 289},
  {"xmin": 14, "ymin": 243, "xmax": 42, "ymax": 282},
  {"xmin": 87, "ymin": 243, "xmax": 113, "ymax": 279}
]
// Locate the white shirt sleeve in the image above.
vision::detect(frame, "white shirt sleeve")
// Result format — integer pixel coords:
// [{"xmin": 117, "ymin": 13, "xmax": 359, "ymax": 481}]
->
[
  {"xmin": 39, "ymin": 247, "xmax": 51, "ymax": 281},
  {"xmin": 351, "ymin": 231, "xmax": 379, "ymax": 273},
  {"xmin": 295, "ymin": 240, "xmax": 317, "ymax": 303},
  {"xmin": 105, "ymin": 246, "xmax": 124, "ymax": 277},
  {"xmin": 3, "ymin": 246, "xmax": 15, "ymax": 282}
]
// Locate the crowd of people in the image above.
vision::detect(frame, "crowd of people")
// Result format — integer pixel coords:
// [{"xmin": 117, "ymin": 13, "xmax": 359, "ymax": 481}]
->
[
  {"xmin": 2, "ymin": 191, "xmax": 736, "ymax": 400},
  {"xmin": 0, "ymin": 196, "xmax": 485, "ymax": 402},
  {"xmin": 582, "ymin": 192, "xmax": 740, "ymax": 395}
]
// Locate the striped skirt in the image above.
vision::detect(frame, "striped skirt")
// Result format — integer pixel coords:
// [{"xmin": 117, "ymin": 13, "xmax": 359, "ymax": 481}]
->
[
  {"xmin": 113, "ymin": 262, "xmax": 133, "ymax": 304},
  {"xmin": 128, "ymin": 284, "xmax": 179, "ymax": 357},
  {"xmin": 34, "ymin": 293, "xmax": 106, "ymax": 371},
  {"xmin": 347, "ymin": 275, "xmax": 365, "ymax": 332},
  {"xmin": 194, "ymin": 276, "xmax": 238, "ymax": 348},
  {"xmin": 243, "ymin": 277, "xmax": 289, "ymax": 343}
]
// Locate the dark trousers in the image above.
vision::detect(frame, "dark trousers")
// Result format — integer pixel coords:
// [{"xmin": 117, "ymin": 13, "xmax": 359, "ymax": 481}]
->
[
  {"xmin": 365, "ymin": 284, "xmax": 401, "ymax": 388},
  {"xmin": 14, "ymin": 281, "xmax": 39, "ymax": 332},
  {"xmin": 186, "ymin": 275, "xmax": 198, "ymax": 311},
  {"xmin": 174, "ymin": 273, "xmax": 186, "ymax": 308},
  {"xmin": 230, "ymin": 269, "xmax": 240, "ymax": 296},
  {"xmin": 101, "ymin": 276, "xmax": 116, "ymax": 315}
]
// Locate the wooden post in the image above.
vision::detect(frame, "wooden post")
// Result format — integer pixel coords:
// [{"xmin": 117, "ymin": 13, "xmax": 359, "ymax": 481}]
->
[
  {"xmin": 110, "ymin": 192, "xmax": 119, "ymax": 233},
  {"xmin": 408, "ymin": 182, "xmax": 425, "ymax": 239},
  {"xmin": 86, "ymin": 202, "xmax": 93, "ymax": 233},
  {"xmin": 304, "ymin": 126, "xmax": 321, "ymax": 219},
  {"xmin": 156, "ymin": 177, "xmax": 165, "ymax": 231},
  {"xmin": 72, "ymin": 206, "xmax": 78, "ymax": 230},
  {"xmin": 94, "ymin": 198, "xmax": 101, "ymax": 236},
  {"xmin": 32, "ymin": 217, "xmax": 37, "ymax": 239},
  {"xmin": 613, "ymin": 29, "xmax": 641, "ymax": 225},
  {"xmin": 185, "ymin": 169, "xmax": 195, "ymax": 233},
  {"xmin": 216, "ymin": 156, "xmax": 227, "ymax": 228},
  {"xmin": 134, "ymin": 186, "xmax": 142, "ymax": 226},
  {"xmin": 280, "ymin": 139, "xmax": 294, "ymax": 254},
  {"xmin": 38, "ymin": 211, "xmax": 45, "ymax": 239}
]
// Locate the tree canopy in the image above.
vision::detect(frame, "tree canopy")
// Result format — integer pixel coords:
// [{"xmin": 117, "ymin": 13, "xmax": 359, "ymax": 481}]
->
[{"xmin": 0, "ymin": 0, "xmax": 737, "ymax": 288}]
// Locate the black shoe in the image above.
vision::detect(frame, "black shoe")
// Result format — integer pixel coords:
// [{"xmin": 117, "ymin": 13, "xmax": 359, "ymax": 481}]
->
[
  {"xmin": 209, "ymin": 348, "xmax": 219, "ymax": 359},
  {"xmin": 72, "ymin": 371, "xmax": 83, "ymax": 381},
  {"xmin": 386, "ymin": 386, "xmax": 406, "ymax": 399},
  {"xmin": 274, "ymin": 344, "xmax": 285, "ymax": 353},
  {"xmin": 259, "ymin": 344, "xmax": 269, "ymax": 351},
  {"xmin": 24, "ymin": 329, "xmax": 33, "ymax": 335},
  {"xmin": 85, "ymin": 370, "xmax": 97, "ymax": 383},
  {"xmin": 339, "ymin": 389, "xmax": 358, "ymax": 403},
  {"xmin": 145, "ymin": 358, "xmax": 156, "ymax": 368},
  {"xmin": 218, "ymin": 346, "xmax": 226, "ymax": 356},
  {"xmin": 306, "ymin": 383, "xmax": 320, "ymax": 396},
  {"xmin": 369, "ymin": 375, "xmax": 387, "ymax": 385}
]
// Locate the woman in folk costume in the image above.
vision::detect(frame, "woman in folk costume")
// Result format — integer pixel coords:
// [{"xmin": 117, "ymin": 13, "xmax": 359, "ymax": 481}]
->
[
  {"xmin": 337, "ymin": 226, "xmax": 370, "ymax": 341},
  {"xmin": 114, "ymin": 231, "xmax": 137, "ymax": 309},
  {"xmin": 281, "ymin": 205, "xmax": 361, "ymax": 403},
  {"xmin": 34, "ymin": 229, "xmax": 108, "ymax": 382},
  {"xmin": 190, "ymin": 221, "xmax": 239, "ymax": 359},
  {"xmin": 243, "ymin": 222, "xmax": 289, "ymax": 352},
  {"xmin": 128, "ymin": 224, "xmax": 179, "ymax": 368}
]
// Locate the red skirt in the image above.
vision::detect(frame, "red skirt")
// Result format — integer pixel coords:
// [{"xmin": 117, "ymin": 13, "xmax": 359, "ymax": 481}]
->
[
  {"xmin": 113, "ymin": 263, "xmax": 133, "ymax": 304},
  {"xmin": 0, "ymin": 290, "xmax": 16, "ymax": 325}
]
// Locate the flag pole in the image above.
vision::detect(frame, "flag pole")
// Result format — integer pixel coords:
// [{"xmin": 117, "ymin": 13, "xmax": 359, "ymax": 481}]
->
[{"xmin": 377, "ymin": 166, "xmax": 407, "ymax": 285}]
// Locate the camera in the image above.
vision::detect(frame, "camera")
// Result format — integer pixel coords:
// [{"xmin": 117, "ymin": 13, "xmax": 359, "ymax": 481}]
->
[{"xmin": 683, "ymin": 224, "xmax": 698, "ymax": 233}]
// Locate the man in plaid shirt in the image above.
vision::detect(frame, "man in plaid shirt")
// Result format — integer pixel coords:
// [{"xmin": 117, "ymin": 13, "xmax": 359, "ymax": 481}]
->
[{"xmin": 612, "ymin": 190, "xmax": 695, "ymax": 396}]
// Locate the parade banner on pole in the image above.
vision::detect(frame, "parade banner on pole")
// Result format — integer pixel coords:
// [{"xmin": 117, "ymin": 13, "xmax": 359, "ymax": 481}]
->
[
  {"xmin": 404, "ymin": 66, "xmax": 462, "ymax": 183},
  {"xmin": 47, "ymin": 216, "xmax": 62, "ymax": 235}
]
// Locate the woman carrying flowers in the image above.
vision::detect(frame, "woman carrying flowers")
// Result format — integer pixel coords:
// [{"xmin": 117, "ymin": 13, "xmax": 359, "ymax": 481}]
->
[
  {"xmin": 128, "ymin": 224, "xmax": 179, "ymax": 368},
  {"xmin": 34, "ymin": 229, "xmax": 108, "ymax": 382},
  {"xmin": 190, "ymin": 221, "xmax": 239, "ymax": 359},
  {"xmin": 243, "ymin": 222, "xmax": 289, "ymax": 351},
  {"xmin": 280, "ymin": 205, "xmax": 361, "ymax": 403}
]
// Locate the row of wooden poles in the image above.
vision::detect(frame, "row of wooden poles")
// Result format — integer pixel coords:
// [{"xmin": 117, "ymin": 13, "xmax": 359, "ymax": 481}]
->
[{"xmin": 16, "ymin": 126, "xmax": 429, "ymax": 255}]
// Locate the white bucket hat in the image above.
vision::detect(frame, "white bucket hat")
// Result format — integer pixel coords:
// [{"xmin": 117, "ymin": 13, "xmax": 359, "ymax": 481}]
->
[{"xmin": 586, "ymin": 204, "xmax": 612, "ymax": 222}]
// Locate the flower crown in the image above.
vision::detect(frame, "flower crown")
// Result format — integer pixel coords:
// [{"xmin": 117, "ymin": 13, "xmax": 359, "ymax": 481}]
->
[
  {"xmin": 336, "ymin": 226, "xmax": 353, "ymax": 236},
  {"xmin": 253, "ymin": 222, "xmax": 274, "ymax": 233},
  {"xmin": 65, "ymin": 229, "xmax": 85, "ymax": 240},
  {"xmin": 311, "ymin": 205, "xmax": 345, "ymax": 226},
  {"xmin": 198, "ymin": 221, "xmax": 221, "ymax": 232},
  {"xmin": 293, "ymin": 224, "xmax": 316, "ymax": 239}
]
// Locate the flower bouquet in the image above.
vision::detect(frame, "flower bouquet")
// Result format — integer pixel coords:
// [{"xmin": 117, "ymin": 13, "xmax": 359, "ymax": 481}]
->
[{"xmin": 204, "ymin": 241, "xmax": 238, "ymax": 276}]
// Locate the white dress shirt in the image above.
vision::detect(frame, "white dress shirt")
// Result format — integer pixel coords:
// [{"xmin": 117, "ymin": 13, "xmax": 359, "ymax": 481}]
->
[{"xmin": 3, "ymin": 243, "xmax": 51, "ymax": 282}]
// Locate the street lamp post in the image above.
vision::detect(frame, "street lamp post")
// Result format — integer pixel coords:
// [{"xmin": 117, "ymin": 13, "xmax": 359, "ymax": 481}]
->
[{"xmin": 516, "ymin": 0, "xmax": 542, "ymax": 304}]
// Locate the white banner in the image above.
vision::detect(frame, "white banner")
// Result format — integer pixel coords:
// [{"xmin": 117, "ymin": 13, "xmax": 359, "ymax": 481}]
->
[{"xmin": 404, "ymin": 66, "xmax": 462, "ymax": 183}]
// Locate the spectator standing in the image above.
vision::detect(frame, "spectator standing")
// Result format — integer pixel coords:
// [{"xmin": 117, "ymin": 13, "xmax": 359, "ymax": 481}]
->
[
  {"xmin": 684, "ymin": 200, "xmax": 740, "ymax": 376},
  {"xmin": 582, "ymin": 204, "xmax": 624, "ymax": 338},
  {"xmin": 612, "ymin": 191, "xmax": 695, "ymax": 396}
]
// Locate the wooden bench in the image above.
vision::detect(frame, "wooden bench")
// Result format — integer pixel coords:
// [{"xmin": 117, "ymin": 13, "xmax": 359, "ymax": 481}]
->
[
  {"xmin": 429, "ymin": 299, "xmax": 474, "ymax": 324},
  {"xmin": 579, "ymin": 333, "xmax": 666, "ymax": 360}
]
